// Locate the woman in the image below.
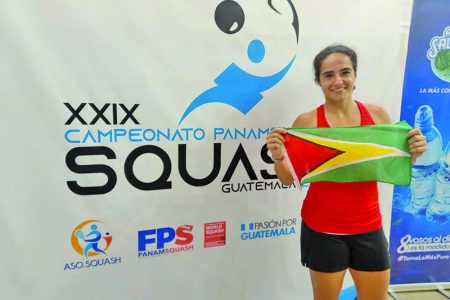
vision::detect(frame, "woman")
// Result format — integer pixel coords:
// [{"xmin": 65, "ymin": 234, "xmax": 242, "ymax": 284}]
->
[{"xmin": 266, "ymin": 45, "xmax": 427, "ymax": 300}]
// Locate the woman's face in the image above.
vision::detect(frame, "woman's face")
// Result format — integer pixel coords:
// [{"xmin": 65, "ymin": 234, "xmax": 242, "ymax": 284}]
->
[{"xmin": 318, "ymin": 53, "xmax": 356, "ymax": 103}]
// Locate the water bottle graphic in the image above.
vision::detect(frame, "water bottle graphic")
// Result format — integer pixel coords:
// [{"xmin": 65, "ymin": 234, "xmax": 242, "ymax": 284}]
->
[
  {"xmin": 426, "ymin": 141, "xmax": 450, "ymax": 223},
  {"xmin": 393, "ymin": 185, "xmax": 412, "ymax": 212},
  {"xmin": 410, "ymin": 105, "xmax": 443, "ymax": 216}
]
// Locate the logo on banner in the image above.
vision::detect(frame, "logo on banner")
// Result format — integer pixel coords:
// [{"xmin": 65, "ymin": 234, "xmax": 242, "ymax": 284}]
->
[
  {"xmin": 64, "ymin": 220, "xmax": 121, "ymax": 271},
  {"xmin": 178, "ymin": 0, "xmax": 300, "ymax": 124},
  {"xmin": 240, "ymin": 218, "xmax": 297, "ymax": 241},
  {"xmin": 138, "ymin": 224, "xmax": 194, "ymax": 258},
  {"xmin": 204, "ymin": 221, "xmax": 226, "ymax": 248},
  {"xmin": 63, "ymin": 1, "xmax": 301, "ymax": 196},
  {"xmin": 64, "ymin": 103, "xmax": 298, "ymax": 195},
  {"xmin": 427, "ymin": 26, "xmax": 450, "ymax": 82}
]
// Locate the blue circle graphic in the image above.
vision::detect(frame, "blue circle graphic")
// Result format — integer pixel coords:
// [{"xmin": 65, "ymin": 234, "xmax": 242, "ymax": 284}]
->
[{"xmin": 247, "ymin": 39, "xmax": 265, "ymax": 63}]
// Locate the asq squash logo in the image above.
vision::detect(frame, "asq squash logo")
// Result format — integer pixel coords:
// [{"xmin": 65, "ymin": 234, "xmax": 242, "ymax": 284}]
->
[
  {"xmin": 71, "ymin": 220, "xmax": 112, "ymax": 257},
  {"xmin": 64, "ymin": 220, "xmax": 122, "ymax": 271}
]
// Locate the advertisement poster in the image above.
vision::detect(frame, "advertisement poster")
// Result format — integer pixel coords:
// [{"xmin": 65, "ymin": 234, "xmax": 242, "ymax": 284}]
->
[{"xmin": 389, "ymin": 0, "xmax": 450, "ymax": 285}]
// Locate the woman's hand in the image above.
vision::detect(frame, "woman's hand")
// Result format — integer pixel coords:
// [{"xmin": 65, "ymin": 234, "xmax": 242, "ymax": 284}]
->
[
  {"xmin": 266, "ymin": 128, "xmax": 287, "ymax": 162},
  {"xmin": 407, "ymin": 128, "xmax": 428, "ymax": 163}
]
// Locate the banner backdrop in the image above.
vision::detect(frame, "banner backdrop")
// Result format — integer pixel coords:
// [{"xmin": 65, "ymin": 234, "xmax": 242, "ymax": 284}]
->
[
  {"xmin": 389, "ymin": 0, "xmax": 450, "ymax": 286},
  {"xmin": 1, "ymin": 1, "xmax": 412, "ymax": 299}
]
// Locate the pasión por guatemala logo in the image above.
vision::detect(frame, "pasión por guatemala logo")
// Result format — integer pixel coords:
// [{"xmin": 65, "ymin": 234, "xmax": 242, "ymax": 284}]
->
[
  {"xmin": 178, "ymin": 0, "xmax": 299, "ymax": 125},
  {"xmin": 427, "ymin": 26, "xmax": 450, "ymax": 82},
  {"xmin": 64, "ymin": 220, "xmax": 121, "ymax": 271}
]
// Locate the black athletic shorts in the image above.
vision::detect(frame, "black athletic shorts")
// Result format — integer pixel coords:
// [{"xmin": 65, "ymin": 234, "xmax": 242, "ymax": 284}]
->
[{"xmin": 300, "ymin": 221, "xmax": 391, "ymax": 272}]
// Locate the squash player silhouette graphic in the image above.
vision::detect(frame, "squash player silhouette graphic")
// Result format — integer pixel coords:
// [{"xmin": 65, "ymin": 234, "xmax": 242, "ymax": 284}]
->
[{"xmin": 178, "ymin": 0, "xmax": 299, "ymax": 125}]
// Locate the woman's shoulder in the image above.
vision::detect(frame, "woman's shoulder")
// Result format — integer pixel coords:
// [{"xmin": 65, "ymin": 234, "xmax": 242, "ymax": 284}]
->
[
  {"xmin": 292, "ymin": 109, "xmax": 317, "ymax": 128},
  {"xmin": 361, "ymin": 102, "xmax": 392, "ymax": 124}
]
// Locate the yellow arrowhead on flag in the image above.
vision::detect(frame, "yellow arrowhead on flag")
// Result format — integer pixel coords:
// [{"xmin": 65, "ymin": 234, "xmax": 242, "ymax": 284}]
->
[{"xmin": 287, "ymin": 131, "xmax": 411, "ymax": 182}]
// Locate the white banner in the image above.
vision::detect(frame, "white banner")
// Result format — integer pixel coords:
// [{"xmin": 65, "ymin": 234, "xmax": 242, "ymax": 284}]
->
[{"xmin": 1, "ymin": 1, "xmax": 411, "ymax": 299}]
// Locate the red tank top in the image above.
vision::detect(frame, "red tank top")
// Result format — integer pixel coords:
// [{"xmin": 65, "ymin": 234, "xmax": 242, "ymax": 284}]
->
[{"xmin": 301, "ymin": 101, "xmax": 382, "ymax": 234}]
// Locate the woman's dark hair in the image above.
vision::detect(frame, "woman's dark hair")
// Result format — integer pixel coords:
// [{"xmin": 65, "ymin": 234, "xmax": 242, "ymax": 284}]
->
[{"xmin": 313, "ymin": 44, "xmax": 357, "ymax": 84}]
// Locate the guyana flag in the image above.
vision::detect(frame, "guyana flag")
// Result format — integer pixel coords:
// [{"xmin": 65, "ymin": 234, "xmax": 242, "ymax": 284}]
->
[{"xmin": 283, "ymin": 121, "xmax": 413, "ymax": 186}]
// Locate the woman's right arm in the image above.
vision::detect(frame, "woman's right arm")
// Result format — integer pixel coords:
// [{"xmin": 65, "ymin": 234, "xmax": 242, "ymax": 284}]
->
[
  {"xmin": 266, "ymin": 111, "xmax": 316, "ymax": 185},
  {"xmin": 266, "ymin": 127, "xmax": 292, "ymax": 185}
]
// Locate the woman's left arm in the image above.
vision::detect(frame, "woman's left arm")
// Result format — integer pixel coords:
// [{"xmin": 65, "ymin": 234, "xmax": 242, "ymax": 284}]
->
[
  {"xmin": 365, "ymin": 103, "xmax": 427, "ymax": 162},
  {"xmin": 407, "ymin": 128, "xmax": 428, "ymax": 162}
]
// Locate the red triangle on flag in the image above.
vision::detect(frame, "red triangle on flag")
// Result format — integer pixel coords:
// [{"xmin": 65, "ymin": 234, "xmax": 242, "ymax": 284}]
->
[{"xmin": 284, "ymin": 134, "xmax": 344, "ymax": 179}]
